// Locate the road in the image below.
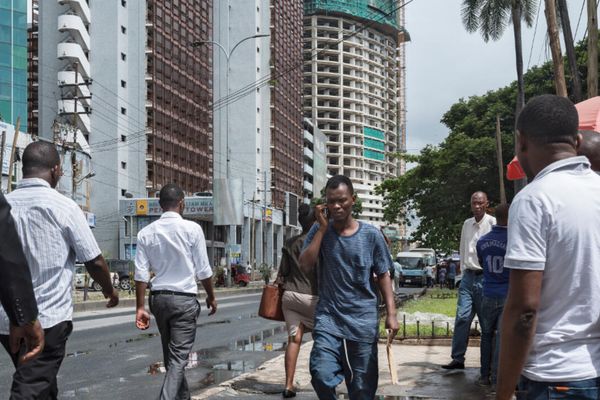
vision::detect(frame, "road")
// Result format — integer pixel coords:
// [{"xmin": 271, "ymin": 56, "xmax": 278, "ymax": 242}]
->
[
  {"xmin": 0, "ymin": 292, "xmax": 287, "ymax": 400},
  {"xmin": 0, "ymin": 287, "xmax": 423, "ymax": 399}
]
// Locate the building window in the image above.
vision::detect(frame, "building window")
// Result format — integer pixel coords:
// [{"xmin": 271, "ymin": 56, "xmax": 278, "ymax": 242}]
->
[
  {"xmin": 121, "ymin": 0, "xmax": 126, "ymax": 6},
  {"xmin": 121, "ymin": 26, "xmax": 127, "ymax": 34},
  {"xmin": 121, "ymin": 162, "xmax": 127, "ymax": 169},
  {"xmin": 121, "ymin": 80, "xmax": 127, "ymax": 88},
  {"xmin": 121, "ymin": 52, "xmax": 127, "ymax": 61},
  {"xmin": 121, "ymin": 189, "xmax": 127, "ymax": 196},
  {"xmin": 121, "ymin": 107, "xmax": 127, "ymax": 115},
  {"xmin": 121, "ymin": 135, "xmax": 127, "ymax": 142}
]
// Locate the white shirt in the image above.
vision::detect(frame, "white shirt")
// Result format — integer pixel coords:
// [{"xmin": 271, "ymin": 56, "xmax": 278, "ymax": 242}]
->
[
  {"xmin": 0, "ymin": 178, "xmax": 101, "ymax": 334},
  {"xmin": 134, "ymin": 211, "xmax": 212, "ymax": 294},
  {"xmin": 459, "ymin": 213, "xmax": 496, "ymax": 270},
  {"xmin": 505, "ymin": 156, "xmax": 600, "ymax": 381}
]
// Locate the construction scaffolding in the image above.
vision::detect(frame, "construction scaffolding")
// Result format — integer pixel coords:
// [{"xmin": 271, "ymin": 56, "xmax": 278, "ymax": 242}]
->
[{"xmin": 304, "ymin": 0, "xmax": 401, "ymax": 32}]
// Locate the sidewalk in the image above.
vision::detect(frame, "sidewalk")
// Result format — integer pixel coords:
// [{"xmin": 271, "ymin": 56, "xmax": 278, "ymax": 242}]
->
[{"xmin": 192, "ymin": 340, "xmax": 492, "ymax": 399}]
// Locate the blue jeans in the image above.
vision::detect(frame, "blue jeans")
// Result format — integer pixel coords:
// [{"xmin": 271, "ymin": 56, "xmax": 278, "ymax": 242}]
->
[
  {"xmin": 310, "ymin": 330, "xmax": 378, "ymax": 400},
  {"xmin": 451, "ymin": 269, "xmax": 483, "ymax": 363},
  {"xmin": 517, "ymin": 376, "xmax": 600, "ymax": 399},
  {"xmin": 479, "ymin": 296, "xmax": 505, "ymax": 383}
]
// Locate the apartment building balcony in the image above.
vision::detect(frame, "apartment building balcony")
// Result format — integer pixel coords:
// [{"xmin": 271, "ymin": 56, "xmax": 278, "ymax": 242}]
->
[
  {"xmin": 303, "ymin": 129, "xmax": 313, "ymax": 144},
  {"xmin": 57, "ymin": 0, "xmax": 90, "ymax": 24},
  {"xmin": 57, "ymin": 99, "xmax": 91, "ymax": 133},
  {"xmin": 57, "ymin": 42, "xmax": 90, "ymax": 78},
  {"xmin": 58, "ymin": 14, "xmax": 90, "ymax": 50},
  {"xmin": 304, "ymin": 147, "xmax": 314, "ymax": 160},
  {"xmin": 303, "ymin": 163, "xmax": 313, "ymax": 175},
  {"xmin": 57, "ymin": 70, "xmax": 91, "ymax": 99},
  {"xmin": 303, "ymin": 180, "xmax": 313, "ymax": 193}
]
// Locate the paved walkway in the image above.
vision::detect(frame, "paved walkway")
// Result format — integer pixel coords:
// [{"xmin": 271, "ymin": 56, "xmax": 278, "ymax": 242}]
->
[{"xmin": 192, "ymin": 341, "xmax": 493, "ymax": 399}]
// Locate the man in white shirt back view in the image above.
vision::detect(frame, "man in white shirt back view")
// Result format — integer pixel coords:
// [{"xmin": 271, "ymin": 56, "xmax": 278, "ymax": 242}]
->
[
  {"xmin": 496, "ymin": 95, "xmax": 600, "ymax": 400},
  {"xmin": 134, "ymin": 184, "xmax": 216, "ymax": 400},
  {"xmin": 0, "ymin": 141, "xmax": 119, "ymax": 399}
]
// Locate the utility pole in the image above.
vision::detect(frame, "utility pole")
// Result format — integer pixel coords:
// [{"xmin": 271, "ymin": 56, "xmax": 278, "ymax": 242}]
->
[
  {"xmin": 0, "ymin": 130, "xmax": 6, "ymax": 192},
  {"xmin": 251, "ymin": 192, "xmax": 256, "ymax": 280},
  {"xmin": 557, "ymin": 0, "xmax": 582, "ymax": 103},
  {"xmin": 588, "ymin": 0, "xmax": 598, "ymax": 98},
  {"xmin": 495, "ymin": 115, "xmax": 507, "ymax": 204},
  {"xmin": 544, "ymin": 0, "xmax": 568, "ymax": 97},
  {"xmin": 263, "ymin": 170, "xmax": 267, "ymax": 269},
  {"xmin": 7, "ymin": 117, "xmax": 21, "ymax": 193}
]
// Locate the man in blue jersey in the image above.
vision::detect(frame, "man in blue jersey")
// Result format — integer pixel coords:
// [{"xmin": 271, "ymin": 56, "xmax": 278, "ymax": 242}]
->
[
  {"xmin": 299, "ymin": 175, "xmax": 398, "ymax": 400},
  {"xmin": 476, "ymin": 203, "xmax": 509, "ymax": 387}
]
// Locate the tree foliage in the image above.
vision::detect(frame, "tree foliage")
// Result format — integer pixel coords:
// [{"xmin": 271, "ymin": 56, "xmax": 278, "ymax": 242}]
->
[{"xmin": 376, "ymin": 35, "xmax": 600, "ymax": 252}]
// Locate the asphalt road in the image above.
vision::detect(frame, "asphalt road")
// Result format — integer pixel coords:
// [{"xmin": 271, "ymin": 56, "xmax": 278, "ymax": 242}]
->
[
  {"xmin": 0, "ymin": 287, "xmax": 423, "ymax": 399},
  {"xmin": 0, "ymin": 292, "xmax": 287, "ymax": 400}
]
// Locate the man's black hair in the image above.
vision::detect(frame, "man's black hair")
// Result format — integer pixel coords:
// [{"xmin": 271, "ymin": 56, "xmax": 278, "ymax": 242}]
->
[
  {"xmin": 159, "ymin": 183, "xmax": 185, "ymax": 209},
  {"xmin": 495, "ymin": 203, "xmax": 510, "ymax": 226},
  {"xmin": 516, "ymin": 94, "xmax": 579, "ymax": 145},
  {"xmin": 298, "ymin": 203, "xmax": 315, "ymax": 233},
  {"xmin": 325, "ymin": 174, "xmax": 354, "ymax": 195},
  {"xmin": 22, "ymin": 141, "xmax": 61, "ymax": 176}
]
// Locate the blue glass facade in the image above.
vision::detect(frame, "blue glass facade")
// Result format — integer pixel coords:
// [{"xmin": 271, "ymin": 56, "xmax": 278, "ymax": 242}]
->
[{"xmin": 0, "ymin": 0, "xmax": 27, "ymax": 132}]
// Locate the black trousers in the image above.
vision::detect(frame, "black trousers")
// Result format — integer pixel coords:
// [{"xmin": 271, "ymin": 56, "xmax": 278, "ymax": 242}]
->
[{"xmin": 0, "ymin": 321, "xmax": 73, "ymax": 400}]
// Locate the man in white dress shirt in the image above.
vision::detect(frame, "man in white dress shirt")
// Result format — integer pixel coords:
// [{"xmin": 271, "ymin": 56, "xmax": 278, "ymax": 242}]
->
[
  {"xmin": 134, "ymin": 183, "xmax": 216, "ymax": 400},
  {"xmin": 442, "ymin": 191, "xmax": 496, "ymax": 370},
  {"xmin": 0, "ymin": 141, "xmax": 119, "ymax": 399}
]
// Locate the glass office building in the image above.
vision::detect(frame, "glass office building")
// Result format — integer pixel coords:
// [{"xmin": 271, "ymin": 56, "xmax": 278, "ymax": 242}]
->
[{"xmin": 0, "ymin": 0, "xmax": 27, "ymax": 132}]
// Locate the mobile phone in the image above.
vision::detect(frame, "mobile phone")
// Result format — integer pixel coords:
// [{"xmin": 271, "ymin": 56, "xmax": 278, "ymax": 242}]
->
[{"xmin": 323, "ymin": 207, "xmax": 330, "ymax": 219}]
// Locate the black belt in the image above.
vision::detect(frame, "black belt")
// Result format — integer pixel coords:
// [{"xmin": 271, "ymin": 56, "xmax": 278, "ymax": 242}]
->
[
  {"xmin": 465, "ymin": 269, "xmax": 483, "ymax": 276},
  {"xmin": 150, "ymin": 290, "xmax": 197, "ymax": 298}
]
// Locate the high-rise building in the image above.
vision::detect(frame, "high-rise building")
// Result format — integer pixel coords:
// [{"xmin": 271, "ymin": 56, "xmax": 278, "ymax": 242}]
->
[
  {"xmin": 0, "ymin": 0, "xmax": 28, "ymax": 132},
  {"xmin": 303, "ymin": 0, "xmax": 407, "ymax": 228},
  {"xmin": 37, "ymin": 0, "xmax": 147, "ymax": 256},
  {"xmin": 213, "ymin": 0, "xmax": 304, "ymax": 268},
  {"xmin": 270, "ymin": 0, "xmax": 304, "ymax": 209},
  {"xmin": 145, "ymin": 0, "xmax": 213, "ymax": 195},
  {"xmin": 27, "ymin": 0, "xmax": 38, "ymax": 136}
]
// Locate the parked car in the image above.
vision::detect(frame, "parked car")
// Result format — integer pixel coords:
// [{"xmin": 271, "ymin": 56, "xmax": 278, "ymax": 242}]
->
[
  {"xmin": 74, "ymin": 265, "xmax": 119, "ymax": 291},
  {"xmin": 107, "ymin": 259, "xmax": 135, "ymax": 291},
  {"xmin": 396, "ymin": 251, "xmax": 429, "ymax": 287}
]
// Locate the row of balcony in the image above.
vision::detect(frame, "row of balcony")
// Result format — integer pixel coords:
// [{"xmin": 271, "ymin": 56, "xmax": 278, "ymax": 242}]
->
[
  {"xmin": 58, "ymin": 0, "xmax": 90, "ymax": 24},
  {"xmin": 57, "ymin": 99, "xmax": 91, "ymax": 133}
]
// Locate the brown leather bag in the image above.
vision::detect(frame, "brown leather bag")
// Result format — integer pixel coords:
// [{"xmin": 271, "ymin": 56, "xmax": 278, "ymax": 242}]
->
[{"xmin": 258, "ymin": 284, "xmax": 284, "ymax": 321}]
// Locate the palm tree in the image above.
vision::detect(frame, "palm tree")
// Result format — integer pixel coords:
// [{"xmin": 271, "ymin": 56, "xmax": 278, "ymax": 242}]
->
[{"xmin": 461, "ymin": 0, "xmax": 537, "ymax": 191}]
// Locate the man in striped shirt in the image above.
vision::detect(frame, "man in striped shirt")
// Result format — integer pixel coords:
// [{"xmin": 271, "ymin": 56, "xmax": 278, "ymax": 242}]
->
[{"xmin": 0, "ymin": 141, "xmax": 119, "ymax": 399}]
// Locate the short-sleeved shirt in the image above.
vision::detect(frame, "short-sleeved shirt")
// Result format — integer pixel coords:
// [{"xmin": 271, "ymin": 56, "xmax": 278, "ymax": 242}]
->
[
  {"xmin": 0, "ymin": 178, "xmax": 101, "ymax": 334},
  {"xmin": 505, "ymin": 156, "xmax": 600, "ymax": 381},
  {"xmin": 304, "ymin": 221, "xmax": 391, "ymax": 343},
  {"xmin": 135, "ymin": 212, "xmax": 212, "ymax": 294},
  {"xmin": 278, "ymin": 233, "xmax": 318, "ymax": 296},
  {"xmin": 460, "ymin": 213, "xmax": 496, "ymax": 270},
  {"xmin": 476, "ymin": 225, "xmax": 509, "ymax": 298}
]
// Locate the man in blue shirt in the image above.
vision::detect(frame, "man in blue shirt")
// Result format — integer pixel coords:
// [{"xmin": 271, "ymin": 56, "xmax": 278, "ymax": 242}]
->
[
  {"xmin": 476, "ymin": 203, "xmax": 510, "ymax": 387},
  {"xmin": 300, "ymin": 175, "xmax": 398, "ymax": 400}
]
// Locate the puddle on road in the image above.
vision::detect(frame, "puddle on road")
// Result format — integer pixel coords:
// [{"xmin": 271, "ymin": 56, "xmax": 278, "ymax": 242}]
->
[
  {"xmin": 66, "ymin": 350, "xmax": 92, "ymax": 358},
  {"xmin": 147, "ymin": 324, "xmax": 288, "ymax": 387}
]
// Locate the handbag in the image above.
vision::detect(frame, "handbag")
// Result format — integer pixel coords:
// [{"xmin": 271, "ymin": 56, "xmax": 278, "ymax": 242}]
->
[{"xmin": 258, "ymin": 284, "xmax": 284, "ymax": 321}]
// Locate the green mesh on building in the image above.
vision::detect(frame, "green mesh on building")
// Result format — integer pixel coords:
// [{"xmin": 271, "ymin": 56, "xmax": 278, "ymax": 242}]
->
[
  {"xmin": 364, "ymin": 149, "xmax": 385, "ymax": 161},
  {"xmin": 364, "ymin": 126, "xmax": 385, "ymax": 140},
  {"xmin": 364, "ymin": 138, "xmax": 384, "ymax": 151},
  {"xmin": 304, "ymin": 0, "xmax": 400, "ymax": 31}
]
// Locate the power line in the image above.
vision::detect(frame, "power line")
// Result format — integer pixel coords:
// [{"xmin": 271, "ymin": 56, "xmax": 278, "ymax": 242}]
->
[{"xmin": 527, "ymin": 0, "xmax": 543, "ymax": 70}]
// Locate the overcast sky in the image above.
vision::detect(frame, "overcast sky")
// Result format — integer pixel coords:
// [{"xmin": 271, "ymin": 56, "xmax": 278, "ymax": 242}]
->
[{"xmin": 404, "ymin": 0, "xmax": 593, "ymax": 153}]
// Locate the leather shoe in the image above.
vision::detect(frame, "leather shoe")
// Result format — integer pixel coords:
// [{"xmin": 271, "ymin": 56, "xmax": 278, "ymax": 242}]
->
[
  {"xmin": 282, "ymin": 389, "xmax": 296, "ymax": 398},
  {"xmin": 441, "ymin": 360, "xmax": 465, "ymax": 370}
]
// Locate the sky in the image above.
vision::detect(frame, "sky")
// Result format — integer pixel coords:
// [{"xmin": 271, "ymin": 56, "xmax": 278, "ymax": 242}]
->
[{"xmin": 404, "ymin": 0, "xmax": 592, "ymax": 153}]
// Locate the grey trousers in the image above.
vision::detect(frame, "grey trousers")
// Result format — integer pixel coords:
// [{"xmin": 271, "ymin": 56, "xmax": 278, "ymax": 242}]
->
[{"xmin": 150, "ymin": 293, "xmax": 200, "ymax": 400}]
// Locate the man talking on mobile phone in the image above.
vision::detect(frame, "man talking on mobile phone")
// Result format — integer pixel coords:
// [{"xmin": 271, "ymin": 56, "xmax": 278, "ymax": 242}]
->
[{"xmin": 299, "ymin": 175, "xmax": 398, "ymax": 399}]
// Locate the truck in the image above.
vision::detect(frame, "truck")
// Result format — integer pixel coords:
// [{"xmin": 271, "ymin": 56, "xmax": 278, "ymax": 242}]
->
[{"xmin": 395, "ymin": 251, "xmax": 430, "ymax": 287}]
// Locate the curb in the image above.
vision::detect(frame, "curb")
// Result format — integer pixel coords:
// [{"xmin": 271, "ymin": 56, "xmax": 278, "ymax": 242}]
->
[{"xmin": 73, "ymin": 286, "xmax": 264, "ymax": 312}]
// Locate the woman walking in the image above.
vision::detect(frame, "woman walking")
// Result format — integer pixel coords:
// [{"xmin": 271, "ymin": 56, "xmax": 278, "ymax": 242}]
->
[{"xmin": 276, "ymin": 204, "xmax": 318, "ymax": 398}]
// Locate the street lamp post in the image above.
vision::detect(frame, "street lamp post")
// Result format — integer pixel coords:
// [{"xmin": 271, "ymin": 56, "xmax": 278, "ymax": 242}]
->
[{"xmin": 192, "ymin": 34, "xmax": 269, "ymax": 286}]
